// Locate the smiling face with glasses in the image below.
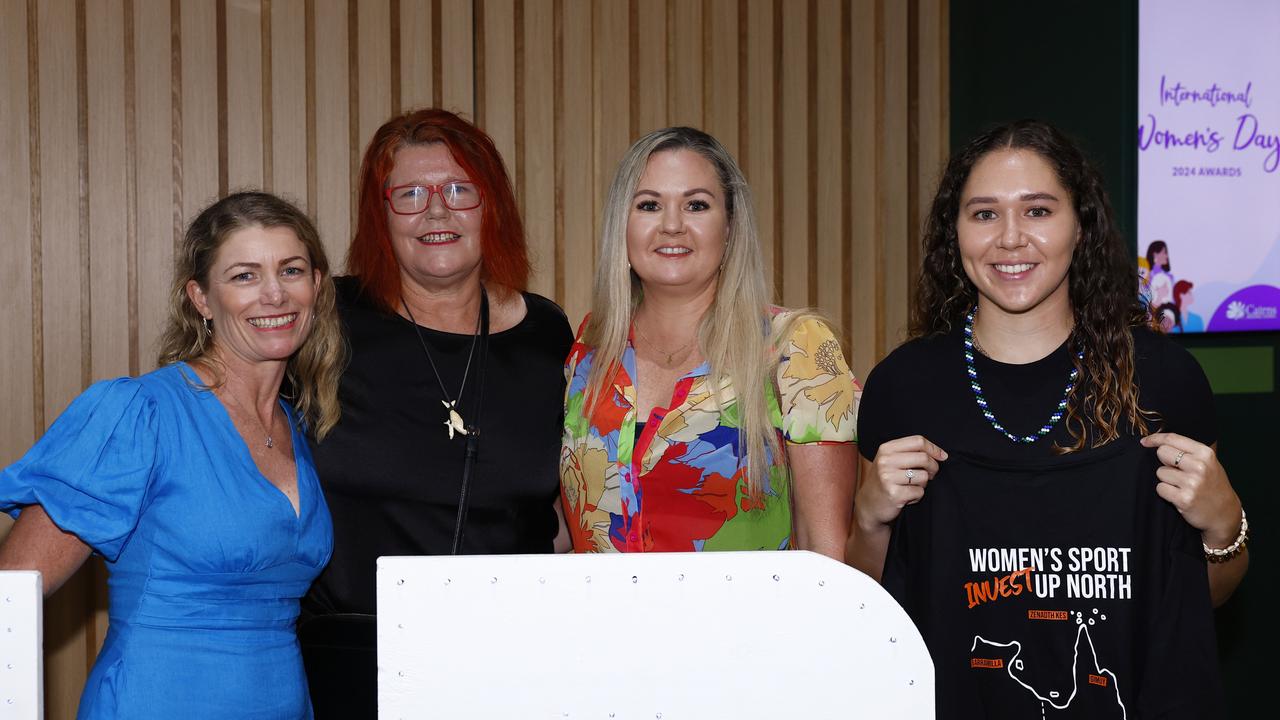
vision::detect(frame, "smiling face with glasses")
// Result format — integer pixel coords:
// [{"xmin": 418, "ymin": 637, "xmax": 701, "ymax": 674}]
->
[{"xmin": 384, "ymin": 142, "xmax": 486, "ymax": 293}]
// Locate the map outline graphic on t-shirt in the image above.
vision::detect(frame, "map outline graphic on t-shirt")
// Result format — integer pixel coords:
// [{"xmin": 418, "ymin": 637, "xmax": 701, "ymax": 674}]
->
[{"xmin": 971, "ymin": 610, "xmax": 1127, "ymax": 718}]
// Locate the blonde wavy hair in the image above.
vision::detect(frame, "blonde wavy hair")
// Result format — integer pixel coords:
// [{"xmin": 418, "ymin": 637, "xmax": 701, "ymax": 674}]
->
[
  {"xmin": 582, "ymin": 127, "xmax": 808, "ymax": 496},
  {"xmin": 157, "ymin": 191, "xmax": 345, "ymax": 439}
]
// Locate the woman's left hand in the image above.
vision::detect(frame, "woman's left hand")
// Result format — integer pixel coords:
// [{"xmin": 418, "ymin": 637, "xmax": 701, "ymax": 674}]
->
[{"xmin": 1140, "ymin": 433, "xmax": 1242, "ymax": 547}]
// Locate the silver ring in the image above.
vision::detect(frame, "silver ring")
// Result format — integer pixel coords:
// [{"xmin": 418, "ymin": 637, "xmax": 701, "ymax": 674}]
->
[
  {"xmin": 1174, "ymin": 450, "xmax": 1186, "ymax": 468},
  {"xmin": 905, "ymin": 468, "xmax": 915, "ymax": 485}
]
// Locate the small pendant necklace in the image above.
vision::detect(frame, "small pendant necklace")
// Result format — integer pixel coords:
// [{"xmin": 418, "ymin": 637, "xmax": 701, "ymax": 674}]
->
[
  {"xmin": 221, "ymin": 389, "xmax": 276, "ymax": 449},
  {"xmin": 963, "ymin": 307, "xmax": 1081, "ymax": 444},
  {"xmin": 633, "ymin": 321, "xmax": 696, "ymax": 366},
  {"xmin": 402, "ymin": 289, "xmax": 485, "ymax": 441}
]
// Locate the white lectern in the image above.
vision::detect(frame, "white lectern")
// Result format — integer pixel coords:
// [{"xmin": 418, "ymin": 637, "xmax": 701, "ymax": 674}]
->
[
  {"xmin": 0, "ymin": 571, "xmax": 42, "ymax": 720},
  {"xmin": 378, "ymin": 551, "xmax": 932, "ymax": 719}
]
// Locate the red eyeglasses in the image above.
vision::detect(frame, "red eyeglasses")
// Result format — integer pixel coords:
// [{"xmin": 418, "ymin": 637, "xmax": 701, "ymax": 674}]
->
[{"xmin": 384, "ymin": 182, "xmax": 483, "ymax": 214}]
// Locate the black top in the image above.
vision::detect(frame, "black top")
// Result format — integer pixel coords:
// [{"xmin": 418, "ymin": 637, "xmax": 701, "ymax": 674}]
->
[
  {"xmin": 304, "ymin": 277, "xmax": 573, "ymax": 616},
  {"xmin": 863, "ymin": 327, "xmax": 1223, "ymax": 718},
  {"xmin": 883, "ymin": 441, "xmax": 1222, "ymax": 718},
  {"xmin": 857, "ymin": 326, "xmax": 1217, "ymax": 461}
]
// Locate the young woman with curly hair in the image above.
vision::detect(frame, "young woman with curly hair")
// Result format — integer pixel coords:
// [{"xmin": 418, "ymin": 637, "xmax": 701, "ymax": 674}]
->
[{"xmin": 849, "ymin": 120, "xmax": 1243, "ymax": 718}]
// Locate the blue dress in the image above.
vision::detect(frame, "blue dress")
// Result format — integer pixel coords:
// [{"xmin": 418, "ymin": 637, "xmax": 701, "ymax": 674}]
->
[{"xmin": 0, "ymin": 363, "xmax": 332, "ymax": 719}]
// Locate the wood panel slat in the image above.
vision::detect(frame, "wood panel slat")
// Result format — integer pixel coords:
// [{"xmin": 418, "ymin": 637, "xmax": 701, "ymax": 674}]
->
[
  {"xmin": 632, "ymin": 0, "xmax": 666, "ymax": 137},
  {"xmin": 313, "ymin": 0, "xmax": 352, "ymax": 268},
  {"xmin": 36, "ymin": 0, "xmax": 82, "ymax": 420},
  {"xmin": 479, "ymin": 0, "xmax": 517, "ymax": 178},
  {"xmin": 778, "ymin": 0, "xmax": 809, "ymax": 308},
  {"xmin": 848, "ymin": 0, "xmax": 877, "ymax": 381},
  {"xmin": 181, "ymin": 0, "xmax": 220, "ymax": 223},
  {"xmin": 914, "ymin": 0, "xmax": 948, "ymax": 285},
  {"xmin": 272, "ymin": 0, "xmax": 309, "ymax": 209},
  {"xmin": 0, "ymin": 0, "xmax": 36, "ymax": 464},
  {"xmin": 814, "ymin": 0, "xmax": 843, "ymax": 333},
  {"xmin": 559, "ymin": 0, "xmax": 592, "ymax": 326},
  {"xmin": 86, "ymin": 0, "xmax": 131, "ymax": 382},
  {"xmin": 703, "ymin": 0, "xmax": 739, "ymax": 157},
  {"xmin": 439, "ymin": 0, "xmax": 473, "ymax": 117},
  {"xmin": 742, "ymin": 0, "xmax": 776, "ymax": 293},
  {"xmin": 880, "ymin": 0, "xmax": 910, "ymax": 350},
  {"xmin": 398, "ymin": 0, "xmax": 434, "ymax": 111},
  {"xmin": 357, "ymin": 0, "xmax": 392, "ymax": 157},
  {"xmin": 666, "ymin": 0, "xmax": 703, "ymax": 129},
  {"xmin": 225, "ymin": 0, "xmax": 265, "ymax": 190},
  {"xmin": 591, "ymin": 0, "xmax": 629, "ymax": 249},
  {"xmin": 133, "ymin": 0, "xmax": 174, "ymax": 373},
  {"xmin": 522, "ymin": 0, "xmax": 556, "ymax": 297}
]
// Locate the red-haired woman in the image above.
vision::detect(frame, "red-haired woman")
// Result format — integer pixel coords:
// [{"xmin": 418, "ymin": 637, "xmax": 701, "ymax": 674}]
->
[{"xmin": 300, "ymin": 109, "xmax": 572, "ymax": 717}]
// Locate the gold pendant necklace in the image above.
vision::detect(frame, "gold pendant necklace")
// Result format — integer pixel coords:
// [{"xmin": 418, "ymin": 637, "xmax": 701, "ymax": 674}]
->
[
  {"xmin": 402, "ymin": 292, "xmax": 483, "ymax": 441},
  {"xmin": 634, "ymin": 322, "xmax": 696, "ymax": 366}
]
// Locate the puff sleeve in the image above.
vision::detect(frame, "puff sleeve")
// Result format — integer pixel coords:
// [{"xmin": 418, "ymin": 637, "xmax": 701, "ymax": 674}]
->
[
  {"xmin": 774, "ymin": 315, "xmax": 861, "ymax": 444},
  {"xmin": 0, "ymin": 377, "xmax": 159, "ymax": 562}
]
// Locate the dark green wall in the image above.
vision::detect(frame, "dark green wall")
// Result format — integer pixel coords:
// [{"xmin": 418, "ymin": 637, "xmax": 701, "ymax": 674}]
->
[
  {"xmin": 950, "ymin": 0, "xmax": 1274, "ymax": 712},
  {"xmin": 951, "ymin": 0, "xmax": 1138, "ymax": 241}
]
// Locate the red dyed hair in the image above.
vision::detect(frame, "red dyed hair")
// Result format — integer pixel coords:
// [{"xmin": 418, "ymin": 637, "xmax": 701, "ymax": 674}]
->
[
  {"xmin": 347, "ymin": 108, "xmax": 530, "ymax": 311},
  {"xmin": 1173, "ymin": 279, "xmax": 1194, "ymax": 309}
]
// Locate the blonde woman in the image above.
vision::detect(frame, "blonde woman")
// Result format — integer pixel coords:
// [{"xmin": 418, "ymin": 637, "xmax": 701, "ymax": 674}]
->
[
  {"xmin": 560, "ymin": 127, "xmax": 858, "ymax": 558},
  {"xmin": 0, "ymin": 191, "xmax": 343, "ymax": 719}
]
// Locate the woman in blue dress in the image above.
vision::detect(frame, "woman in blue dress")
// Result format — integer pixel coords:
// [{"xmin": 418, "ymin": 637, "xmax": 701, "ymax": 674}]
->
[{"xmin": 0, "ymin": 191, "xmax": 345, "ymax": 719}]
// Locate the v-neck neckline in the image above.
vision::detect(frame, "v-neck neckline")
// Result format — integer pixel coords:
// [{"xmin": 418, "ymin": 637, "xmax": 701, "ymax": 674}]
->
[{"xmin": 178, "ymin": 362, "xmax": 306, "ymax": 520}]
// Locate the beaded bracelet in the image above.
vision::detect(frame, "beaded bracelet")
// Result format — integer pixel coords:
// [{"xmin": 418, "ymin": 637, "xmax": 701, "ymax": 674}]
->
[{"xmin": 1204, "ymin": 508, "xmax": 1249, "ymax": 564}]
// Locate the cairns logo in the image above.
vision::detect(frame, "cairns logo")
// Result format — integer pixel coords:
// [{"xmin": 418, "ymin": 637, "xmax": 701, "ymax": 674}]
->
[{"xmin": 1225, "ymin": 301, "xmax": 1277, "ymax": 321}]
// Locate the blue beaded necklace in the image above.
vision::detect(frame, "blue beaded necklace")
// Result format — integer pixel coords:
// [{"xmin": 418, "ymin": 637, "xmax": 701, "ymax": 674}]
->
[{"xmin": 963, "ymin": 307, "xmax": 1081, "ymax": 444}]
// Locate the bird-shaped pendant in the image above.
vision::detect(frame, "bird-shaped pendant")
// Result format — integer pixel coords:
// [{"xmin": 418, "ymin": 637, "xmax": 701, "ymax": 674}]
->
[{"xmin": 442, "ymin": 400, "xmax": 468, "ymax": 440}]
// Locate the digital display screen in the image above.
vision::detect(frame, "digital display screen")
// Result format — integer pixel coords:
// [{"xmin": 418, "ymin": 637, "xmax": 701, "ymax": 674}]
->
[{"xmin": 1138, "ymin": 0, "xmax": 1280, "ymax": 333}]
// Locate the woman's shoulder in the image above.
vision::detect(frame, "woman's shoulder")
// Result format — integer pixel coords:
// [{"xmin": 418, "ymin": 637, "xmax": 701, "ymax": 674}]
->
[
  {"xmin": 867, "ymin": 330, "xmax": 957, "ymax": 383},
  {"xmin": 1130, "ymin": 325, "xmax": 1217, "ymax": 442},
  {"xmin": 88, "ymin": 365, "xmax": 186, "ymax": 403},
  {"xmin": 1131, "ymin": 325, "xmax": 1213, "ymax": 385},
  {"xmin": 768, "ymin": 307, "xmax": 845, "ymax": 352},
  {"xmin": 519, "ymin": 291, "xmax": 572, "ymax": 329}
]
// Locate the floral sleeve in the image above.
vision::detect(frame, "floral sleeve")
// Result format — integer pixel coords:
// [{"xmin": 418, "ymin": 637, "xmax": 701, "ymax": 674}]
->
[{"xmin": 774, "ymin": 315, "xmax": 860, "ymax": 444}]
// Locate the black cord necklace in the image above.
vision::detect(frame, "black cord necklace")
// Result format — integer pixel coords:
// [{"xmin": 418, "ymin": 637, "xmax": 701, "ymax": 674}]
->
[{"xmin": 401, "ymin": 287, "xmax": 487, "ymax": 441}]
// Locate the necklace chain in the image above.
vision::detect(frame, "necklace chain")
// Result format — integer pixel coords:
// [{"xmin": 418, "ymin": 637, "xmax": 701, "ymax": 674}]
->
[
  {"xmin": 963, "ymin": 307, "xmax": 1081, "ymax": 444},
  {"xmin": 402, "ymin": 291, "xmax": 483, "ymax": 440},
  {"xmin": 633, "ymin": 321, "xmax": 696, "ymax": 366},
  {"xmin": 221, "ymin": 389, "xmax": 276, "ymax": 449}
]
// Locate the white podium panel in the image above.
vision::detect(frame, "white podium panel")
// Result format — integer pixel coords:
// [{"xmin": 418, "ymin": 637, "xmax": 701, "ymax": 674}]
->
[
  {"xmin": 378, "ymin": 551, "xmax": 932, "ymax": 719},
  {"xmin": 0, "ymin": 571, "xmax": 42, "ymax": 720}
]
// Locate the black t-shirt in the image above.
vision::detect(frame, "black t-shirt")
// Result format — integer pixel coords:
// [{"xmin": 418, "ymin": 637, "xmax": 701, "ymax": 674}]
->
[
  {"xmin": 883, "ymin": 441, "xmax": 1223, "ymax": 718},
  {"xmin": 857, "ymin": 326, "xmax": 1217, "ymax": 461},
  {"xmin": 303, "ymin": 277, "xmax": 573, "ymax": 616},
  {"xmin": 861, "ymin": 327, "xmax": 1222, "ymax": 718}
]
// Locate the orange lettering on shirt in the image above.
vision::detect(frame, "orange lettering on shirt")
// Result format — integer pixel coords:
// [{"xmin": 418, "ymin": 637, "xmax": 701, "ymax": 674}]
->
[
  {"xmin": 1028, "ymin": 610, "xmax": 1069, "ymax": 621},
  {"xmin": 965, "ymin": 567, "xmax": 1034, "ymax": 609}
]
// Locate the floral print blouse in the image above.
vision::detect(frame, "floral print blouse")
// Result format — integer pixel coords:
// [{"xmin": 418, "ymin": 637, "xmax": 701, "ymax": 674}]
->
[{"xmin": 559, "ymin": 311, "xmax": 860, "ymax": 553}]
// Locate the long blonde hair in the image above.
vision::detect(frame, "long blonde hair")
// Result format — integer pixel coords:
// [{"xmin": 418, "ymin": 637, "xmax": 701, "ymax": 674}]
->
[
  {"xmin": 157, "ymin": 191, "xmax": 346, "ymax": 439},
  {"xmin": 582, "ymin": 127, "xmax": 796, "ymax": 496}
]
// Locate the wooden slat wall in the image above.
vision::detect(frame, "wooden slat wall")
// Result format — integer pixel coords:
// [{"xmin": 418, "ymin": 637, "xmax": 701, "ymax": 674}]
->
[{"xmin": 0, "ymin": 1, "xmax": 947, "ymax": 717}]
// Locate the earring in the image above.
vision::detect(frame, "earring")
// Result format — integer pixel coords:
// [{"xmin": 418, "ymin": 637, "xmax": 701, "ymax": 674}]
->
[{"xmin": 203, "ymin": 317, "xmax": 212, "ymax": 336}]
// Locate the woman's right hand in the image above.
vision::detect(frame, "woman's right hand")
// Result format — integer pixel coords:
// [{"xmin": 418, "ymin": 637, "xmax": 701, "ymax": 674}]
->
[{"xmin": 854, "ymin": 435, "xmax": 948, "ymax": 528}]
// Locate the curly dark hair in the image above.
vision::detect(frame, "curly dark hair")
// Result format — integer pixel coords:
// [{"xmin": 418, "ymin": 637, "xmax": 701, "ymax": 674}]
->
[{"xmin": 911, "ymin": 119, "xmax": 1153, "ymax": 452}]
